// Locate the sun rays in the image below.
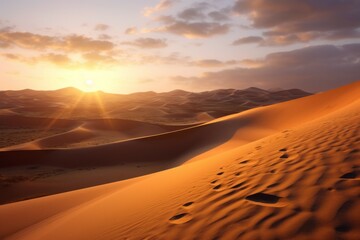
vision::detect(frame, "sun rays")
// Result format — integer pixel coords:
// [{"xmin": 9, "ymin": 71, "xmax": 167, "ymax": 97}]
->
[{"xmin": 42, "ymin": 89, "xmax": 113, "ymax": 134}]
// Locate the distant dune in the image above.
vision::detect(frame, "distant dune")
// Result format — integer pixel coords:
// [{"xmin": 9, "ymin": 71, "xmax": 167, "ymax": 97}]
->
[
  {"xmin": 0, "ymin": 82, "xmax": 359, "ymax": 239},
  {"xmin": 0, "ymin": 87, "xmax": 310, "ymax": 150},
  {"xmin": 0, "ymin": 86, "xmax": 311, "ymax": 124},
  {"xmin": 1, "ymin": 118, "xmax": 190, "ymax": 150}
]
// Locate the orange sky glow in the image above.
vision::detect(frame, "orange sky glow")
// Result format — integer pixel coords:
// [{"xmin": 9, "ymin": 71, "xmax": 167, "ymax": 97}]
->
[{"xmin": 0, "ymin": 0, "xmax": 359, "ymax": 93}]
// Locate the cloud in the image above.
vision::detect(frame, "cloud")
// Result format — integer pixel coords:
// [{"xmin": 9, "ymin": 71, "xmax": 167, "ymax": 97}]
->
[
  {"xmin": 0, "ymin": 29, "xmax": 115, "ymax": 52},
  {"xmin": 143, "ymin": 2, "xmax": 233, "ymax": 38},
  {"xmin": 2, "ymin": 52, "xmax": 73, "ymax": 67},
  {"xmin": 152, "ymin": 17, "xmax": 230, "ymax": 38},
  {"xmin": 0, "ymin": 25, "xmax": 15, "ymax": 32},
  {"xmin": 233, "ymin": 0, "xmax": 360, "ymax": 45},
  {"xmin": 143, "ymin": 0, "xmax": 175, "ymax": 17},
  {"xmin": 3, "ymin": 46, "xmax": 231, "ymax": 69},
  {"xmin": 124, "ymin": 27, "xmax": 138, "ymax": 35},
  {"xmin": 232, "ymin": 36, "xmax": 263, "ymax": 45},
  {"xmin": 3, "ymin": 53, "xmax": 23, "ymax": 61},
  {"xmin": 37, "ymin": 53, "xmax": 74, "ymax": 67},
  {"xmin": 131, "ymin": 52, "xmax": 243, "ymax": 69},
  {"xmin": 191, "ymin": 59, "xmax": 240, "ymax": 68},
  {"xmin": 0, "ymin": 31, "xmax": 55, "ymax": 50},
  {"xmin": 238, "ymin": 59, "xmax": 264, "ymax": 68},
  {"xmin": 63, "ymin": 35, "xmax": 114, "ymax": 52},
  {"xmin": 170, "ymin": 43, "xmax": 360, "ymax": 92},
  {"xmin": 176, "ymin": 2, "xmax": 231, "ymax": 22},
  {"xmin": 208, "ymin": 10, "xmax": 231, "ymax": 22},
  {"xmin": 0, "ymin": 27, "xmax": 121, "ymax": 69},
  {"xmin": 2, "ymin": 51, "xmax": 118, "ymax": 69},
  {"xmin": 122, "ymin": 37, "xmax": 167, "ymax": 49},
  {"xmin": 81, "ymin": 52, "xmax": 117, "ymax": 68},
  {"xmin": 136, "ymin": 52, "xmax": 191, "ymax": 65},
  {"xmin": 0, "ymin": 41, "xmax": 10, "ymax": 48},
  {"xmin": 94, "ymin": 24, "xmax": 109, "ymax": 31},
  {"xmin": 98, "ymin": 34, "xmax": 112, "ymax": 40},
  {"xmin": 177, "ymin": 7, "xmax": 206, "ymax": 21}
]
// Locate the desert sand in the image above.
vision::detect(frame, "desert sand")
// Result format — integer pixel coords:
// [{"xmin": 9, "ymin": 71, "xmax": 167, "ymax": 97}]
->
[{"xmin": 0, "ymin": 81, "xmax": 359, "ymax": 239}]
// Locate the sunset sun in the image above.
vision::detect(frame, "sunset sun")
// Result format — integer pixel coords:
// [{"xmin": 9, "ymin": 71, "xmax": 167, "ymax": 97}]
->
[
  {"xmin": 82, "ymin": 79, "xmax": 96, "ymax": 92},
  {"xmin": 85, "ymin": 79, "xmax": 94, "ymax": 86}
]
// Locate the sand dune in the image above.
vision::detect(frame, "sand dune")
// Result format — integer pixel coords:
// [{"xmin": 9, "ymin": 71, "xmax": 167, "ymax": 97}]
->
[
  {"xmin": 2, "ymin": 118, "xmax": 189, "ymax": 150},
  {"xmin": 0, "ymin": 81, "xmax": 359, "ymax": 239},
  {"xmin": 0, "ymin": 81, "xmax": 357, "ymax": 167},
  {"xmin": 0, "ymin": 87, "xmax": 310, "ymax": 125},
  {"xmin": 0, "ymin": 86, "xmax": 307, "ymax": 149},
  {"xmin": 0, "ymin": 115, "xmax": 78, "ymax": 129}
]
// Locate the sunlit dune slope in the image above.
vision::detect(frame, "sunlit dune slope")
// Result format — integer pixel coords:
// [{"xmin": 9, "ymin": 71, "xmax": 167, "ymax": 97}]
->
[{"xmin": 0, "ymin": 81, "xmax": 359, "ymax": 240}]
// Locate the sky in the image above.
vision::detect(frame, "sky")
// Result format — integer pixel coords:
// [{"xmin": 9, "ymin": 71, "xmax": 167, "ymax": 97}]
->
[{"xmin": 0, "ymin": 0, "xmax": 359, "ymax": 93}]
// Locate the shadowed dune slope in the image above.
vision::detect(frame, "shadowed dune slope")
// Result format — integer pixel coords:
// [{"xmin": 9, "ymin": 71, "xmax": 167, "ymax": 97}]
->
[
  {"xmin": 0, "ymin": 81, "xmax": 359, "ymax": 239},
  {"xmin": 0, "ymin": 115, "xmax": 79, "ymax": 129},
  {"xmin": 1, "ymin": 118, "xmax": 190, "ymax": 150}
]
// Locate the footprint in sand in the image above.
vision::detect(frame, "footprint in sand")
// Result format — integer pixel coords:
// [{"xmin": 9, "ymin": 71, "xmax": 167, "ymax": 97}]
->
[
  {"xmin": 235, "ymin": 172, "xmax": 241, "ymax": 176},
  {"xmin": 213, "ymin": 184, "xmax": 223, "ymax": 191},
  {"xmin": 217, "ymin": 172, "xmax": 224, "ymax": 176},
  {"xmin": 231, "ymin": 182, "xmax": 246, "ymax": 189},
  {"xmin": 280, "ymin": 153, "xmax": 289, "ymax": 159},
  {"xmin": 245, "ymin": 192, "xmax": 287, "ymax": 207},
  {"xmin": 170, "ymin": 202, "xmax": 195, "ymax": 224},
  {"xmin": 210, "ymin": 179, "xmax": 219, "ymax": 184},
  {"xmin": 340, "ymin": 171, "xmax": 358, "ymax": 179},
  {"xmin": 182, "ymin": 202, "xmax": 194, "ymax": 209},
  {"xmin": 239, "ymin": 160, "xmax": 249, "ymax": 164},
  {"xmin": 335, "ymin": 224, "xmax": 351, "ymax": 233},
  {"xmin": 267, "ymin": 183, "xmax": 279, "ymax": 188},
  {"xmin": 169, "ymin": 213, "xmax": 192, "ymax": 224},
  {"xmin": 279, "ymin": 148, "xmax": 287, "ymax": 152}
]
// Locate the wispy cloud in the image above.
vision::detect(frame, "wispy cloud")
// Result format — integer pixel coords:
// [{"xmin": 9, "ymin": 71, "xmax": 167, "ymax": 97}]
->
[
  {"xmin": 122, "ymin": 37, "xmax": 168, "ymax": 49},
  {"xmin": 232, "ymin": 36, "xmax": 263, "ymax": 45},
  {"xmin": 142, "ymin": 1, "xmax": 233, "ymax": 38},
  {"xmin": 124, "ymin": 27, "xmax": 138, "ymax": 35},
  {"xmin": 0, "ymin": 30, "xmax": 115, "ymax": 52},
  {"xmin": 143, "ymin": 0, "xmax": 175, "ymax": 17},
  {"xmin": 191, "ymin": 59, "xmax": 240, "ymax": 68},
  {"xmin": 0, "ymin": 27, "xmax": 119, "ymax": 69},
  {"xmin": 2, "ymin": 52, "xmax": 117, "ymax": 69},
  {"xmin": 149, "ymin": 16, "xmax": 230, "ymax": 38},
  {"xmin": 94, "ymin": 24, "xmax": 110, "ymax": 31}
]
